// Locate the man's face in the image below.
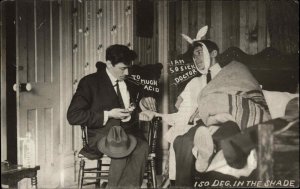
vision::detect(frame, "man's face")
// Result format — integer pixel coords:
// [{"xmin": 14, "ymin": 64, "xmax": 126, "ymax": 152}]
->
[
  {"xmin": 193, "ymin": 46, "xmax": 205, "ymax": 70},
  {"xmin": 110, "ymin": 62, "xmax": 130, "ymax": 81}
]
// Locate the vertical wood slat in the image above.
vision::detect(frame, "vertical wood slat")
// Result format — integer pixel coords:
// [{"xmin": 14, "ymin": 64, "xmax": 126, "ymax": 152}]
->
[
  {"xmin": 45, "ymin": 2, "xmax": 52, "ymax": 83},
  {"xmin": 27, "ymin": 109, "xmax": 37, "ymax": 162},
  {"xmin": 44, "ymin": 108, "xmax": 54, "ymax": 164},
  {"xmin": 153, "ymin": 2, "xmax": 158, "ymax": 65},
  {"xmin": 175, "ymin": 1, "xmax": 182, "ymax": 56},
  {"xmin": 27, "ymin": 2, "xmax": 35, "ymax": 83},
  {"xmin": 77, "ymin": 1, "xmax": 82, "ymax": 81},
  {"xmin": 117, "ymin": 0, "xmax": 121, "ymax": 44},
  {"xmin": 231, "ymin": 0, "xmax": 240, "ymax": 47},
  {"xmin": 158, "ymin": 0, "xmax": 169, "ymax": 174},
  {"xmin": 181, "ymin": 1, "xmax": 188, "ymax": 53},
  {"xmin": 61, "ymin": 0, "xmax": 74, "ymax": 153},
  {"xmin": 90, "ymin": 0, "xmax": 95, "ymax": 73},
  {"xmin": 72, "ymin": 1, "xmax": 78, "ymax": 92},
  {"xmin": 51, "ymin": 2, "xmax": 61, "ymax": 172},
  {"xmin": 36, "ymin": 1, "xmax": 48, "ymax": 83},
  {"xmin": 197, "ymin": 1, "xmax": 206, "ymax": 32},
  {"xmin": 125, "ymin": 1, "xmax": 129, "ymax": 48},
  {"xmin": 240, "ymin": 0, "xmax": 249, "ymax": 53},
  {"xmin": 0, "ymin": 2, "xmax": 7, "ymax": 161},
  {"xmin": 79, "ymin": 1, "xmax": 84, "ymax": 79},
  {"xmin": 210, "ymin": 1, "xmax": 223, "ymax": 52},
  {"xmin": 128, "ymin": 1, "xmax": 133, "ymax": 49},
  {"xmin": 84, "ymin": 0, "xmax": 89, "ymax": 75},
  {"xmin": 112, "ymin": 0, "xmax": 116, "ymax": 44},
  {"xmin": 97, "ymin": 0, "xmax": 103, "ymax": 62},
  {"xmin": 15, "ymin": 0, "xmax": 25, "ymax": 165},
  {"xmin": 258, "ymin": 0, "xmax": 267, "ymax": 52},
  {"xmin": 222, "ymin": 0, "xmax": 232, "ymax": 51},
  {"xmin": 106, "ymin": 1, "xmax": 111, "ymax": 50},
  {"xmin": 121, "ymin": 1, "xmax": 125, "ymax": 45},
  {"xmin": 168, "ymin": 1, "xmax": 176, "ymax": 112},
  {"xmin": 188, "ymin": 1, "xmax": 197, "ymax": 39},
  {"xmin": 248, "ymin": 0, "xmax": 258, "ymax": 54}
]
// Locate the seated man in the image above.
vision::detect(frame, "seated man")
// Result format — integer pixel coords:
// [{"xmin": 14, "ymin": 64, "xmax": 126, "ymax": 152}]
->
[
  {"xmin": 141, "ymin": 33, "xmax": 271, "ymax": 187},
  {"xmin": 67, "ymin": 44, "xmax": 155, "ymax": 188}
]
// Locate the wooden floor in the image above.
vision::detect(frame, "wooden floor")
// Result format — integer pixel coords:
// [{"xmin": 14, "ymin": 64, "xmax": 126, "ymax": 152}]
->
[{"xmin": 64, "ymin": 175, "xmax": 164, "ymax": 188}]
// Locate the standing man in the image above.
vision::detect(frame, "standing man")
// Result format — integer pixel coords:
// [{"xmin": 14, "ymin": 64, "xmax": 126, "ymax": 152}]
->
[{"xmin": 67, "ymin": 44, "xmax": 149, "ymax": 187}]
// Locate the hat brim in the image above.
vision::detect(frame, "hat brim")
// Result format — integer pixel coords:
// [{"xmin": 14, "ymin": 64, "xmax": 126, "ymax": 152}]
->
[{"xmin": 97, "ymin": 134, "xmax": 137, "ymax": 158}]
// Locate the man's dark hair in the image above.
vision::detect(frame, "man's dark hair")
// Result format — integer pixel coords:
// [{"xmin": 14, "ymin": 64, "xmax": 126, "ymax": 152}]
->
[
  {"xmin": 182, "ymin": 39, "xmax": 219, "ymax": 59},
  {"xmin": 106, "ymin": 44, "xmax": 137, "ymax": 66},
  {"xmin": 197, "ymin": 39, "xmax": 219, "ymax": 54}
]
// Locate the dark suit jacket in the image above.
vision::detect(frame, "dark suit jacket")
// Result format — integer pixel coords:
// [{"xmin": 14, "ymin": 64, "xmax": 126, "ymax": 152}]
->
[{"xmin": 67, "ymin": 66, "xmax": 140, "ymax": 153}]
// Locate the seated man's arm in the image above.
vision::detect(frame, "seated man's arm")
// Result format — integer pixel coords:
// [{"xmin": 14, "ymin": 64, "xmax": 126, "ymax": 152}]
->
[
  {"xmin": 67, "ymin": 77, "xmax": 104, "ymax": 128},
  {"xmin": 139, "ymin": 97, "xmax": 159, "ymax": 121}
]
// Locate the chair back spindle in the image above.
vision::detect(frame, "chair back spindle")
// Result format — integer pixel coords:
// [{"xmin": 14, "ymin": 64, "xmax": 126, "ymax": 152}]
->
[{"xmin": 81, "ymin": 126, "xmax": 88, "ymax": 147}]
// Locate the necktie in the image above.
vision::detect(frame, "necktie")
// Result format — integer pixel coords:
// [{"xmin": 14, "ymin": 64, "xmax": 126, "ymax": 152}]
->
[
  {"xmin": 115, "ymin": 80, "xmax": 125, "ymax": 108},
  {"xmin": 206, "ymin": 70, "xmax": 211, "ymax": 84}
]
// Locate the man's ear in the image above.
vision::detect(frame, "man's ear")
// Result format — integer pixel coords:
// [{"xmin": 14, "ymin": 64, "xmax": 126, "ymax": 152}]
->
[
  {"xmin": 106, "ymin": 60, "xmax": 113, "ymax": 68},
  {"xmin": 210, "ymin": 50, "xmax": 218, "ymax": 58}
]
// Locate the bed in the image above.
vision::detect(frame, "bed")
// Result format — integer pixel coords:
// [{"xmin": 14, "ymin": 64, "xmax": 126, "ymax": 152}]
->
[{"xmin": 193, "ymin": 47, "xmax": 299, "ymax": 187}]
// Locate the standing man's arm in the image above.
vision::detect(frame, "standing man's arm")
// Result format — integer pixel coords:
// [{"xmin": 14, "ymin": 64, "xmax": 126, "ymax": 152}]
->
[{"xmin": 67, "ymin": 77, "xmax": 104, "ymax": 128}]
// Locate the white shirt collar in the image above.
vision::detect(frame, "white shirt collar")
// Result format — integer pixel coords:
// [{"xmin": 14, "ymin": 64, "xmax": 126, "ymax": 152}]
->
[{"xmin": 106, "ymin": 68, "xmax": 130, "ymax": 108}]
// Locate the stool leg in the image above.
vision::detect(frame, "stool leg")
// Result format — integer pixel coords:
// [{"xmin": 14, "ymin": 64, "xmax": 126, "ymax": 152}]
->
[
  {"xmin": 78, "ymin": 159, "xmax": 85, "ymax": 189},
  {"xmin": 150, "ymin": 158, "xmax": 157, "ymax": 188},
  {"xmin": 31, "ymin": 176, "xmax": 38, "ymax": 189}
]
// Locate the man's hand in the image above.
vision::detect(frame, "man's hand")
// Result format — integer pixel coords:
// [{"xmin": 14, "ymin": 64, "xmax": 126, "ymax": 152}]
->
[
  {"xmin": 139, "ymin": 110, "xmax": 156, "ymax": 121},
  {"xmin": 140, "ymin": 97, "xmax": 156, "ymax": 111},
  {"xmin": 108, "ymin": 108, "xmax": 130, "ymax": 120},
  {"xmin": 207, "ymin": 113, "xmax": 236, "ymax": 125}
]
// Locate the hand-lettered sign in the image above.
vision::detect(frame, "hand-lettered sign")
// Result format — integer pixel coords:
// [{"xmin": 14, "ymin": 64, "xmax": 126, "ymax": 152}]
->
[
  {"xmin": 129, "ymin": 63, "xmax": 163, "ymax": 98},
  {"xmin": 168, "ymin": 59, "xmax": 199, "ymax": 86}
]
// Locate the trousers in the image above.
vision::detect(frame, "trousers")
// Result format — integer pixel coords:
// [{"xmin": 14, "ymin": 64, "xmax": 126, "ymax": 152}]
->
[{"xmin": 107, "ymin": 131, "xmax": 149, "ymax": 188}]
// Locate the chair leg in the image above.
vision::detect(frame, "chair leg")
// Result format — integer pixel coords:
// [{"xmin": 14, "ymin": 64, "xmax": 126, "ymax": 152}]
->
[
  {"xmin": 150, "ymin": 158, "xmax": 157, "ymax": 188},
  {"xmin": 146, "ymin": 162, "xmax": 151, "ymax": 188},
  {"xmin": 95, "ymin": 159, "xmax": 101, "ymax": 188},
  {"xmin": 78, "ymin": 158, "xmax": 85, "ymax": 189}
]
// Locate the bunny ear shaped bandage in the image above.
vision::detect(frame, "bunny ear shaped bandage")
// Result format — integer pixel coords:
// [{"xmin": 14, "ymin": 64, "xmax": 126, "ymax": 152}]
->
[{"xmin": 181, "ymin": 25, "xmax": 210, "ymax": 74}]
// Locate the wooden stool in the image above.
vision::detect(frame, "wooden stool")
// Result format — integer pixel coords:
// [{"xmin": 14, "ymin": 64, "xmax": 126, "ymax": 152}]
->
[{"xmin": 1, "ymin": 162, "xmax": 40, "ymax": 189}]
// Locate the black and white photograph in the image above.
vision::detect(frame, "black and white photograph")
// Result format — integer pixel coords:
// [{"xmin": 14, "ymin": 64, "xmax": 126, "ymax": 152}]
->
[{"xmin": 1, "ymin": 0, "xmax": 299, "ymax": 188}]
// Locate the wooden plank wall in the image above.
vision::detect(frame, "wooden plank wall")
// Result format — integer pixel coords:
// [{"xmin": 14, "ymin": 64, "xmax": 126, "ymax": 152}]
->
[
  {"xmin": 134, "ymin": 1, "xmax": 158, "ymax": 66},
  {"xmin": 0, "ymin": 1, "xmax": 7, "ymax": 162},
  {"xmin": 168, "ymin": 0, "xmax": 269, "ymax": 109},
  {"xmin": 60, "ymin": 1, "xmax": 76, "ymax": 187},
  {"xmin": 169, "ymin": 0, "xmax": 269, "ymax": 55},
  {"xmin": 71, "ymin": 0, "xmax": 134, "ymax": 82}
]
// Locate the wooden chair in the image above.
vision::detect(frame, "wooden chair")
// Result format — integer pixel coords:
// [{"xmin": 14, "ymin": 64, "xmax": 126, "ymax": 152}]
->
[
  {"xmin": 76, "ymin": 117, "xmax": 161, "ymax": 189},
  {"xmin": 145, "ymin": 117, "xmax": 161, "ymax": 188},
  {"xmin": 77, "ymin": 126, "xmax": 110, "ymax": 189}
]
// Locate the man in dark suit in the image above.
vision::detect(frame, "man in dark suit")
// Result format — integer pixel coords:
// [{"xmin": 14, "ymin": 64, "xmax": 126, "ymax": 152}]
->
[{"xmin": 67, "ymin": 44, "xmax": 149, "ymax": 187}]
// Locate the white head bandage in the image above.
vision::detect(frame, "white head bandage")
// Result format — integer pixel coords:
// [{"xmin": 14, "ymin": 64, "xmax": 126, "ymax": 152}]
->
[{"xmin": 181, "ymin": 26, "xmax": 210, "ymax": 74}]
